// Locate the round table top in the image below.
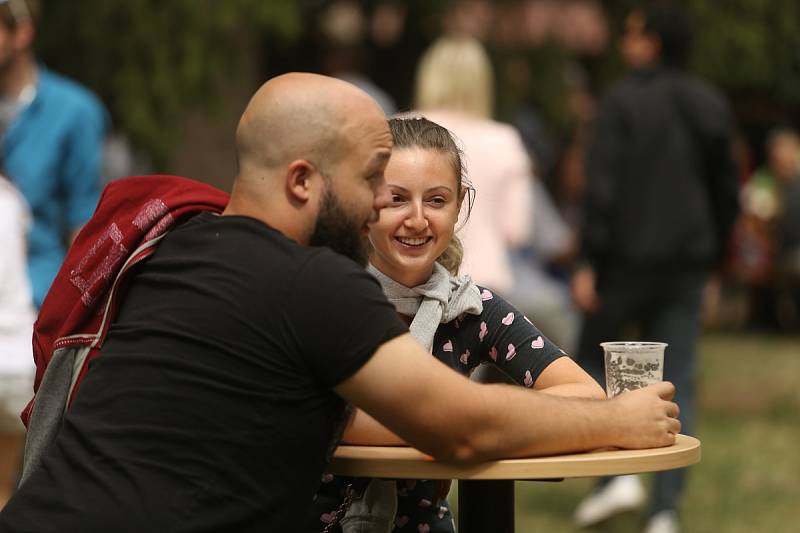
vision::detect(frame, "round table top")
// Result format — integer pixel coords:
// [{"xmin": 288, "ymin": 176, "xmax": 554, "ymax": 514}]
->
[{"xmin": 328, "ymin": 434, "xmax": 700, "ymax": 480}]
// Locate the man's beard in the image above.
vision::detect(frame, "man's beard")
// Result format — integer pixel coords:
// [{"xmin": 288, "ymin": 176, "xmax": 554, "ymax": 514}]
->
[{"xmin": 308, "ymin": 186, "xmax": 370, "ymax": 266}]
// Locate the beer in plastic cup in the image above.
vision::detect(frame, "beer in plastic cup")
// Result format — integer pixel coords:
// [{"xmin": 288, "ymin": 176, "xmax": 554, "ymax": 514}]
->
[{"xmin": 601, "ymin": 341, "xmax": 667, "ymax": 398}]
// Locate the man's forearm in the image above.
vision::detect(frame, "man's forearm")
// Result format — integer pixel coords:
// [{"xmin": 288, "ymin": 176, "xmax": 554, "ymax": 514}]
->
[
  {"xmin": 446, "ymin": 381, "xmax": 679, "ymax": 463},
  {"xmin": 452, "ymin": 384, "xmax": 621, "ymax": 461}
]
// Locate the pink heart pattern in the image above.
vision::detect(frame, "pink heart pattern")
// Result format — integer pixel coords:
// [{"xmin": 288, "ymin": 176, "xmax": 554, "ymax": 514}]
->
[
  {"xmin": 505, "ymin": 343, "xmax": 516, "ymax": 361},
  {"xmin": 443, "ymin": 340, "xmax": 453, "ymax": 352},
  {"xmin": 479, "ymin": 321, "xmax": 488, "ymax": 341},
  {"xmin": 438, "ymin": 506, "xmax": 448, "ymax": 519},
  {"xmin": 531, "ymin": 336, "xmax": 544, "ymax": 349},
  {"xmin": 524, "ymin": 370, "xmax": 534, "ymax": 387},
  {"xmin": 489, "ymin": 346, "xmax": 498, "ymax": 361},
  {"xmin": 395, "ymin": 515, "xmax": 410, "ymax": 528},
  {"xmin": 480, "ymin": 289, "xmax": 493, "ymax": 301},
  {"xmin": 320, "ymin": 512, "xmax": 336, "ymax": 524},
  {"xmin": 460, "ymin": 349, "xmax": 471, "ymax": 364},
  {"xmin": 501, "ymin": 312, "xmax": 514, "ymax": 325},
  {"xmin": 418, "ymin": 524, "xmax": 431, "ymax": 533}
]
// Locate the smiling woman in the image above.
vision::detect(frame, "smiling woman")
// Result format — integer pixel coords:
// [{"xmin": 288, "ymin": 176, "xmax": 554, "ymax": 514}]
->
[
  {"xmin": 368, "ymin": 119, "xmax": 470, "ymax": 288},
  {"xmin": 304, "ymin": 116, "xmax": 606, "ymax": 533}
]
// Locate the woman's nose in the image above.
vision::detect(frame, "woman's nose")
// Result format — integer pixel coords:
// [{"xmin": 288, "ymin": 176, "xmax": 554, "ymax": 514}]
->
[{"xmin": 404, "ymin": 204, "xmax": 429, "ymax": 231}]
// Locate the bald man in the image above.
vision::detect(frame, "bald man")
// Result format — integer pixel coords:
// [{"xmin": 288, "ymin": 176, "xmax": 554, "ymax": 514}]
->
[{"xmin": 0, "ymin": 73, "xmax": 679, "ymax": 532}]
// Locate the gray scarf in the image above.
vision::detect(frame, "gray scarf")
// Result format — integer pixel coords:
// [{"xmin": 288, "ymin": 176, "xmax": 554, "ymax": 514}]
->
[{"xmin": 367, "ymin": 262, "xmax": 483, "ymax": 351}]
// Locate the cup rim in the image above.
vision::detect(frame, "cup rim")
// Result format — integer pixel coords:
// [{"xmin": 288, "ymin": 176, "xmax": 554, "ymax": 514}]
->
[{"xmin": 600, "ymin": 341, "xmax": 668, "ymax": 351}]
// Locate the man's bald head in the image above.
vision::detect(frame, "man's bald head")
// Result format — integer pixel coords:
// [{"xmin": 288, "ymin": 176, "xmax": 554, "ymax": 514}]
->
[
  {"xmin": 225, "ymin": 73, "xmax": 393, "ymax": 246},
  {"xmin": 235, "ymin": 72, "xmax": 385, "ymax": 179}
]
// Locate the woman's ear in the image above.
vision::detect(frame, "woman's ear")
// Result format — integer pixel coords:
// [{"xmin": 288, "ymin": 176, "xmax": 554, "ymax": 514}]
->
[
  {"xmin": 457, "ymin": 187, "xmax": 467, "ymax": 208},
  {"xmin": 456, "ymin": 185, "xmax": 469, "ymax": 217}
]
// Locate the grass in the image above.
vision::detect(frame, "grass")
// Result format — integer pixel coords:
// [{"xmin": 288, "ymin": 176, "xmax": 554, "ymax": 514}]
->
[{"xmin": 449, "ymin": 330, "xmax": 800, "ymax": 532}]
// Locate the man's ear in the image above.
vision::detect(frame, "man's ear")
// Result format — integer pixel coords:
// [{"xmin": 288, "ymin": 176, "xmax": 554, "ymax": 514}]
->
[
  {"xmin": 13, "ymin": 20, "xmax": 35, "ymax": 51},
  {"xmin": 285, "ymin": 159, "xmax": 317, "ymax": 203}
]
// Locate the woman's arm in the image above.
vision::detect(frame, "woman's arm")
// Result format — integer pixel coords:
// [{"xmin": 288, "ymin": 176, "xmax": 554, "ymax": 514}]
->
[
  {"xmin": 533, "ymin": 356, "xmax": 605, "ymax": 399},
  {"xmin": 341, "ymin": 407, "xmax": 406, "ymax": 445}
]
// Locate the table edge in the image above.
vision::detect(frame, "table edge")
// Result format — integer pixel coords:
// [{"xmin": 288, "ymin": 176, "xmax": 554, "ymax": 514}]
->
[{"xmin": 328, "ymin": 434, "xmax": 701, "ymax": 480}]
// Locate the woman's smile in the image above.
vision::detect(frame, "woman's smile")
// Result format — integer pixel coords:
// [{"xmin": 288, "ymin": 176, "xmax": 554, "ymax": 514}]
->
[{"xmin": 394, "ymin": 236, "xmax": 433, "ymax": 247}]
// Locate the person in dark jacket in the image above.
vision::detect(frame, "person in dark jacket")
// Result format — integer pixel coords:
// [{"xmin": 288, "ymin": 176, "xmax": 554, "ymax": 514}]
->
[{"xmin": 570, "ymin": 2, "xmax": 739, "ymax": 532}]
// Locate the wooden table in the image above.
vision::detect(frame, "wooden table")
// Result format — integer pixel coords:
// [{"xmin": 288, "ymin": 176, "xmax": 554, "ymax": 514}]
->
[{"xmin": 329, "ymin": 434, "xmax": 700, "ymax": 533}]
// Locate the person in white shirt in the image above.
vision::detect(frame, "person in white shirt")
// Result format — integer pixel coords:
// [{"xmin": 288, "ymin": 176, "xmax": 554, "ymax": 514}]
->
[{"xmin": 0, "ymin": 175, "xmax": 36, "ymax": 509}]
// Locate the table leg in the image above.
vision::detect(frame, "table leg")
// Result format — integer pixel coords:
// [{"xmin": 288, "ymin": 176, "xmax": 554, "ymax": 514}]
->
[{"xmin": 457, "ymin": 480, "xmax": 514, "ymax": 533}]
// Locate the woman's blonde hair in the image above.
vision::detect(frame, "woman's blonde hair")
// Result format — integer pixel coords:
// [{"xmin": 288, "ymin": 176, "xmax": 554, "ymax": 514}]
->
[
  {"xmin": 387, "ymin": 116, "xmax": 474, "ymax": 276},
  {"xmin": 414, "ymin": 34, "xmax": 494, "ymax": 119}
]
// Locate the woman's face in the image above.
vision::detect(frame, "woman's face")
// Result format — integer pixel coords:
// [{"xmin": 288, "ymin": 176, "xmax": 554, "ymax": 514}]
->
[{"xmin": 369, "ymin": 147, "xmax": 462, "ymax": 287}]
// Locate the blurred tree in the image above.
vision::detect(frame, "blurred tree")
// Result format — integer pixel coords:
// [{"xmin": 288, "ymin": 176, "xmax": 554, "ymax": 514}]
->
[
  {"xmin": 31, "ymin": 0, "xmax": 800, "ymax": 166},
  {"xmin": 689, "ymin": 0, "xmax": 800, "ymax": 106},
  {"xmin": 36, "ymin": 0, "xmax": 301, "ymax": 167}
]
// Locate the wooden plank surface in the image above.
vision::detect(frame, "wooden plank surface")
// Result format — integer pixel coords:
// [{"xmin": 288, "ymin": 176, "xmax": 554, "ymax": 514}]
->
[{"xmin": 328, "ymin": 434, "xmax": 700, "ymax": 480}]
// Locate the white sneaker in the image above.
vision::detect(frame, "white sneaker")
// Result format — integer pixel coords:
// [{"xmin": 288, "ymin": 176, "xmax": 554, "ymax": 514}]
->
[
  {"xmin": 644, "ymin": 510, "xmax": 679, "ymax": 533},
  {"xmin": 573, "ymin": 475, "xmax": 647, "ymax": 527}
]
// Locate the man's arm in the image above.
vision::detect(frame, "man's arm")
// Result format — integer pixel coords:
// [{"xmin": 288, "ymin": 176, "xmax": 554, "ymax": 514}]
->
[
  {"xmin": 335, "ymin": 333, "xmax": 680, "ymax": 462},
  {"xmin": 343, "ymin": 354, "xmax": 605, "ymax": 445}
]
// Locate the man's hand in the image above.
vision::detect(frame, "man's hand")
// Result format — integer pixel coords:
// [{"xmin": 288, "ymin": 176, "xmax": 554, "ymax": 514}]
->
[
  {"xmin": 571, "ymin": 265, "xmax": 600, "ymax": 313},
  {"xmin": 610, "ymin": 382, "xmax": 681, "ymax": 449}
]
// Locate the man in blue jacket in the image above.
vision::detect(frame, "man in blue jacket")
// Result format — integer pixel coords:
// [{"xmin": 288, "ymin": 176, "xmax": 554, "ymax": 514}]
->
[{"xmin": 0, "ymin": 0, "xmax": 108, "ymax": 308}]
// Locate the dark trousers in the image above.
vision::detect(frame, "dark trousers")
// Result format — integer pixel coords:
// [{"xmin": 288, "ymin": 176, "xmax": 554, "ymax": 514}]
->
[{"xmin": 575, "ymin": 268, "xmax": 707, "ymax": 515}]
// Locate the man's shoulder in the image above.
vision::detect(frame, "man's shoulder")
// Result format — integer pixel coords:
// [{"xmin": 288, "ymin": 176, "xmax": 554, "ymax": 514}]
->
[{"xmin": 297, "ymin": 246, "xmax": 373, "ymax": 282}]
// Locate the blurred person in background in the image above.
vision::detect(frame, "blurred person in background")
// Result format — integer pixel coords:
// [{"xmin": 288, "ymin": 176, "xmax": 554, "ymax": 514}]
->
[
  {"xmin": 0, "ymin": 174, "xmax": 35, "ymax": 509},
  {"xmin": 0, "ymin": 0, "xmax": 108, "ymax": 308},
  {"xmin": 413, "ymin": 34, "xmax": 534, "ymax": 299},
  {"xmin": 509, "ymin": 176, "xmax": 580, "ymax": 353},
  {"xmin": 736, "ymin": 127, "xmax": 800, "ymax": 329},
  {"xmin": 318, "ymin": 0, "xmax": 397, "ymax": 116},
  {"xmin": 570, "ymin": 2, "xmax": 739, "ymax": 532},
  {"xmin": 505, "ymin": 61, "xmax": 595, "ymax": 354}
]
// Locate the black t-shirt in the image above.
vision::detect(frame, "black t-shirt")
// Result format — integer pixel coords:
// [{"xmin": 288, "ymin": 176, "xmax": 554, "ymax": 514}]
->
[{"xmin": 0, "ymin": 213, "xmax": 406, "ymax": 533}]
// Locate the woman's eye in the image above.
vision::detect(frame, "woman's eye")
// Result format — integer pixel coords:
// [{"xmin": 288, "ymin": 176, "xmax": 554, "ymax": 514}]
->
[
  {"xmin": 390, "ymin": 195, "xmax": 405, "ymax": 204},
  {"xmin": 428, "ymin": 197, "xmax": 446, "ymax": 206}
]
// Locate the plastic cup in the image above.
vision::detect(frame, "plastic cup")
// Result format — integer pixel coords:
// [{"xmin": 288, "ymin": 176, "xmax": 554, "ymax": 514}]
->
[{"xmin": 601, "ymin": 341, "xmax": 667, "ymax": 398}]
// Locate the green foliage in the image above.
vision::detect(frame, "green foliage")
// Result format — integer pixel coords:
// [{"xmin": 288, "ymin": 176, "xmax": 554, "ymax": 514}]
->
[
  {"xmin": 36, "ymin": 0, "xmax": 302, "ymax": 166},
  {"xmin": 31, "ymin": 0, "xmax": 800, "ymax": 165},
  {"xmin": 688, "ymin": 0, "xmax": 800, "ymax": 103}
]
